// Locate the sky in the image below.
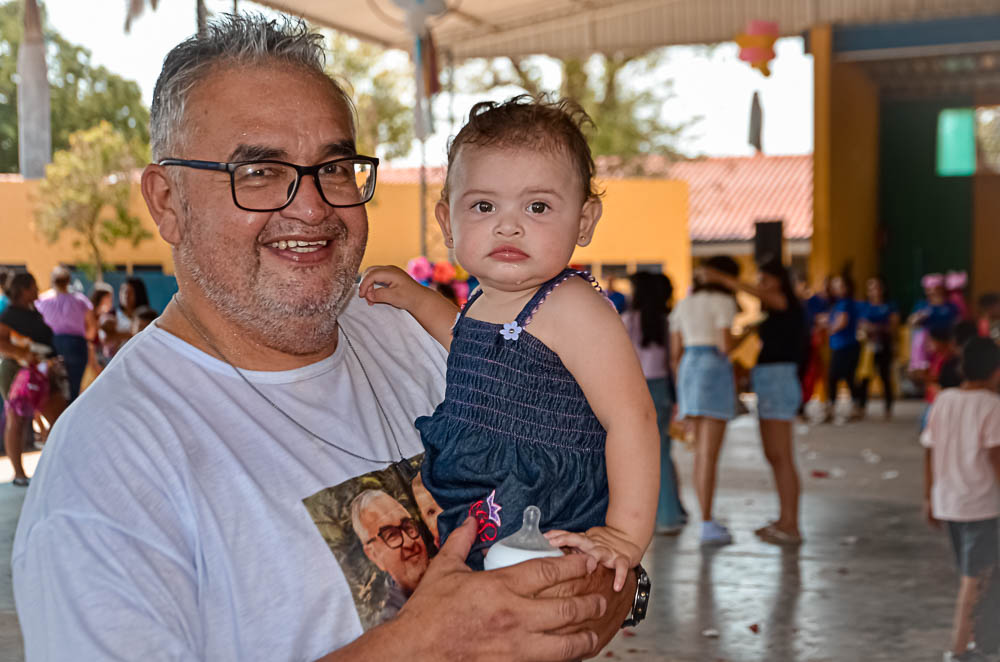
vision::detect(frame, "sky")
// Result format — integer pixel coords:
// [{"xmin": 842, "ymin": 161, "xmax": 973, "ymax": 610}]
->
[{"xmin": 42, "ymin": 0, "xmax": 814, "ymax": 165}]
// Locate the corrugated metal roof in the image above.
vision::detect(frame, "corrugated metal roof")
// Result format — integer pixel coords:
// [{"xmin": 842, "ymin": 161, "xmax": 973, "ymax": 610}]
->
[
  {"xmin": 668, "ymin": 154, "xmax": 813, "ymax": 242},
  {"xmin": 257, "ymin": 0, "xmax": 1000, "ymax": 59},
  {"xmin": 376, "ymin": 153, "xmax": 813, "ymax": 242}
]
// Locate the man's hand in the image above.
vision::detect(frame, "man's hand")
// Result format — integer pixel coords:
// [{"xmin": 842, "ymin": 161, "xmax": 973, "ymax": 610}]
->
[
  {"xmin": 391, "ymin": 517, "xmax": 608, "ymax": 661},
  {"xmin": 537, "ymin": 561, "xmax": 637, "ymax": 659}
]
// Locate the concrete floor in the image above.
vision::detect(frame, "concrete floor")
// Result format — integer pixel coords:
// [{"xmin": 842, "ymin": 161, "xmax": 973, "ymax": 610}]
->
[{"xmin": 0, "ymin": 402, "xmax": 968, "ymax": 661}]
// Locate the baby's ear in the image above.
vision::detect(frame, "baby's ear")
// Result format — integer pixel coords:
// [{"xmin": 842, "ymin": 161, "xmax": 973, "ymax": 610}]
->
[
  {"xmin": 576, "ymin": 197, "xmax": 603, "ymax": 247},
  {"xmin": 434, "ymin": 200, "xmax": 453, "ymax": 246}
]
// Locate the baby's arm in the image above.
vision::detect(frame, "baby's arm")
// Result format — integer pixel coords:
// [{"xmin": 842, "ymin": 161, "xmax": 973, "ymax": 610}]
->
[
  {"xmin": 359, "ymin": 266, "xmax": 460, "ymax": 350},
  {"xmin": 530, "ymin": 278, "xmax": 659, "ymax": 590}
]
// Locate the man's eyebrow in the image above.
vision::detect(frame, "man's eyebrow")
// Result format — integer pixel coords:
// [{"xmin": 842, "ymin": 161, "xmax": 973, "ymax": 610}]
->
[
  {"xmin": 229, "ymin": 144, "xmax": 286, "ymax": 162},
  {"xmin": 320, "ymin": 140, "xmax": 358, "ymax": 159}
]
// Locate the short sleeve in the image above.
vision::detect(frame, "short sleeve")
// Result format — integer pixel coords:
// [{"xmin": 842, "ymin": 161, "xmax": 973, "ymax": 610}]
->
[
  {"xmin": 14, "ymin": 514, "xmax": 200, "ymax": 661},
  {"xmin": 982, "ymin": 400, "xmax": 1000, "ymax": 449},
  {"xmin": 714, "ymin": 296, "xmax": 737, "ymax": 329},
  {"xmin": 668, "ymin": 303, "xmax": 681, "ymax": 331}
]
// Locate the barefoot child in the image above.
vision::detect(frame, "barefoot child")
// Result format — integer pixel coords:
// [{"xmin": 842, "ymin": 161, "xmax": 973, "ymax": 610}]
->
[
  {"xmin": 922, "ymin": 337, "xmax": 1000, "ymax": 661},
  {"xmin": 360, "ymin": 97, "xmax": 659, "ymax": 588}
]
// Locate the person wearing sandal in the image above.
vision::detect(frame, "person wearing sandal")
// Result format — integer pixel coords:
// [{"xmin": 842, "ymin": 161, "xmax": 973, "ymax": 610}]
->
[
  {"xmin": 699, "ymin": 258, "xmax": 805, "ymax": 546},
  {"xmin": 0, "ymin": 272, "xmax": 68, "ymax": 487}
]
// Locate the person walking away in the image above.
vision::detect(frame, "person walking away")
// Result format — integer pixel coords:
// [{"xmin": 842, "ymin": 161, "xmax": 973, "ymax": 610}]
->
[
  {"xmin": 0, "ymin": 272, "xmax": 68, "ymax": 486},
  {"xmin": 624, "ymin": 272, "xmax": 687, "ymax": 534},
  {"xmin": 858, "ymin": 276, "xmax": 899, "ymax": 420},
  {"xmin": 825, "ymin": 274, "xmax": 862, "ymax": 422},
  {"xmin": 116, "ymin": 276, "xmax": 151, "ymax": 337},
  {"xmin": 921, "ymin": 338, "xmax": 1000, "ymax": 661},
  {"xmin": 35, "ymin": 266, "xmax": 93, "ymax": 402},
  {"xmin": 699, "ymin": 258, "xmax": 805, "ymax": 545},
  {"xmin": 670, "ymin": 256, "xmax": 740, "ymax": 545}
]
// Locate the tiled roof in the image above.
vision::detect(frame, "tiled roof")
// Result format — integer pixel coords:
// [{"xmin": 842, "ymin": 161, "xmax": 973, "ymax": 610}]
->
[
  {"xmin": 665, "ymin": 154, "xmax": 813, "ymax": 242},
  {"xmin": 375, "ymin": 153, "xmax": 813, "ymax": 242}
]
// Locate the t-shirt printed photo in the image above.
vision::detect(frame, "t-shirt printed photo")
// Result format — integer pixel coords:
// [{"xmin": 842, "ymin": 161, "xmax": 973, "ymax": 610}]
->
[{"xmin": 303, "ymin": 453, "xmax": 442, "ymax": 630}]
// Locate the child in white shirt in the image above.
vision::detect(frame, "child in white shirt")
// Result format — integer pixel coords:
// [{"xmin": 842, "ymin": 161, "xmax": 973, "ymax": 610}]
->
[{"xmin": 922, "ymin": 337, "xmax": 1000, "ymax": 661}]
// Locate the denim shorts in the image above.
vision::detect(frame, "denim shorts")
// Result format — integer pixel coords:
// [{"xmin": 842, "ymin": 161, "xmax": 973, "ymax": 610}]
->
[
  {"xmin": 677, "ymin": 346, "xmax": 735, "ymax": 421},
  {"xmin": 752, "ymin": 362, "xmax": 802, "ymax": 421},
  {"xmin": 947, "ymin": 518, "xmax": 999, "ymax": 578}
]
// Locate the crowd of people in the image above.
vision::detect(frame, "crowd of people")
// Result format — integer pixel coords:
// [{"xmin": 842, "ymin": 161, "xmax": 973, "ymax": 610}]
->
[{"xmin": 0, "ymin": 267, "xmax": 158, "ymax": 485}]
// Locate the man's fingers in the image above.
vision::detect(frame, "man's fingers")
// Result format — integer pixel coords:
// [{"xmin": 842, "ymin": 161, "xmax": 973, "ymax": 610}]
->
[
  {"xmin": 523, "ymin": 630, "xmax": 599, "ymax": 662},
  {"xmin": 517, "ymin": 593, "xmax": 607, "ymax": 633},
  {"xmin": 499, "ymin": 553, "xmax": 592, "ymax": 596},
  {"xmin": 433, "ymin": 516, "xmax": 477, "ymax": 564}
]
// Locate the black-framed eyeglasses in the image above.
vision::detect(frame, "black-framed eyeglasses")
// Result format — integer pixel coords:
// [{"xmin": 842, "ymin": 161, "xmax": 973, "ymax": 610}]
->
[
  {"xmin": 366, "ymin": 517, "xmax": 421, "ymax": 549},
  {"xmin": 157, "ymin": 156, "xmax": 379, "ymax": 212}
]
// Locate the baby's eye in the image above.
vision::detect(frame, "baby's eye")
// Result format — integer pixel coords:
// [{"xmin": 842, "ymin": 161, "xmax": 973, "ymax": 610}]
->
[
  {"xmin": 474, "ymin": 201, "xmax": 495, "ymax": 213},
  {"xmin": 528, "ymin": 201, "xmax": 550, "ymax": 214}
]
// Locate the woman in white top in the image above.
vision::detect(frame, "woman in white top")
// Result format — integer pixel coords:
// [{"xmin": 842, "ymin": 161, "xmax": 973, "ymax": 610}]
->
[
  {"xmin": 669, "ymin": 256, "xmax": 740, "ymax": 545},
  {"xmin": 623, "ymin": 272, "xmax": 687, "ymax": 534}
]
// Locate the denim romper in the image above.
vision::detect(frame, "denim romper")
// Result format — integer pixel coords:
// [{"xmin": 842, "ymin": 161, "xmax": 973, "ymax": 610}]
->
[{"xmin": 416, "ymin": 269, "xmax": 609, "ymax": 569}]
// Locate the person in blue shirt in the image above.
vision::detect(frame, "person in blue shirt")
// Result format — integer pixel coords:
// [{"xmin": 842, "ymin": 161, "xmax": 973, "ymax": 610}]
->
[
  {"xmin": 0, "ymin": 268, "xmax": 11, "ymax": 315},
  {"xmin": 826, "ymin": 274, "xmax": 862, "ymax": 420},
  {"xmin": 858, "ymin": 276, "xmax": 899, "ymax": 419},
  {"xmin": 908, "ymin": 273, "xmax": 961, "ymax": 375}
]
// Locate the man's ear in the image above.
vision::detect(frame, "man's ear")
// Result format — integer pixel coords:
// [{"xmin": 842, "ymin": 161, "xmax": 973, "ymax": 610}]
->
[
  {"xmin": 141, "ymin": 164, "xmax": 182, "ymax": 246},
  {"xmin": 576, "ymin": 197, "xmax": 603, "ymax": 248},
  {"xmin": 434, "ymin": 199, "xmax": 453, "ymax": 246}
]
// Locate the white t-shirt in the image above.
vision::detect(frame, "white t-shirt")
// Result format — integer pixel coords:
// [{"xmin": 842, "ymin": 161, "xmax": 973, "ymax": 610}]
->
[
  {"xmin": 668, "ymin": 291, "xmax": 738, "ymax": 349},
  {"xmin": 12, "ymin": 294, "xmax": 447, "ymax": 662},
  {"xmin": 920, "ymin": 388, "xmax": 1000, "ymax": 521}
]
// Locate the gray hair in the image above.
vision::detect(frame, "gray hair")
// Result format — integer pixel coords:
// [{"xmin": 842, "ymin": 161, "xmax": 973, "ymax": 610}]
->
[
  {"xmin": 149, "ymin": 13, "xmax": 355, "ymax": 160},
  {"xmin": 350, "ymin": 489, "xmax": 394, "ymax": 541}
]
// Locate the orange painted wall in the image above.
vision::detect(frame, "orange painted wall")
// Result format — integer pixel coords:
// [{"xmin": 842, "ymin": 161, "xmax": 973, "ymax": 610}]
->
[
  {"xmin": 0, "ymin": 177, "xmax": 692, "ymax": 293},
  {"xmin": 811, "ymin": 25, "xmax": 880, "ymax": 286}
]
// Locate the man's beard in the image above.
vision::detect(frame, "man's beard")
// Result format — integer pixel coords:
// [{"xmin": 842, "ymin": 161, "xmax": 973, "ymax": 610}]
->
[{"xmin": 174, "ymin": 199, "xmax": 363, "ymax": 356}]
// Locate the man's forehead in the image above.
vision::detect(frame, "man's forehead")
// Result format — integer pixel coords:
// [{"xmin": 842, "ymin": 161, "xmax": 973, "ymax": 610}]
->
[{"xmin": 183, "ymin": 63, "xmax": 355, "ymax": 158}]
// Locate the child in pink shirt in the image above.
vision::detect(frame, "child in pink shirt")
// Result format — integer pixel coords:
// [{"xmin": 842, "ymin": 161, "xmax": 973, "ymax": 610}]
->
[{"xmin": 922, "ymin": 337, "xmax": 1000, "ymax": 661}]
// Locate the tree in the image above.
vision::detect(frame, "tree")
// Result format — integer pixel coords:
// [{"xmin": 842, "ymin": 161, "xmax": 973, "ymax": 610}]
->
[
  {"xmin": 453, "ymin": 51, "xmax": 698, "ymax": 171},
  {"xmin": 125, "ymin": 0, "xmax": 209, "ymax": 37},
  {"xmin": 0, "ymin": 1, "xmax": 150, "ymax": 174},
  {"xmin": 327, "ymin": 32, "xmax": 414, "ymax": 161},
  {"xmin": 34, "ymin": 122, "xmax": 151, "ymax": 281}
]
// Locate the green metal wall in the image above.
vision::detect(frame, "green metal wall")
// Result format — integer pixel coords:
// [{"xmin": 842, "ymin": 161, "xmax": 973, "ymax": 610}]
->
[{"xmin": 879, "ymin": 97, "xmax": 973, "ymax": 313}]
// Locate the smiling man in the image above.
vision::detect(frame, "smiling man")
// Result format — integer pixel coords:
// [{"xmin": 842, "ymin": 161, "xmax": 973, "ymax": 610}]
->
[{"xmin": 11, "ymin": 13, "xmax": 638, "ymax": 662}]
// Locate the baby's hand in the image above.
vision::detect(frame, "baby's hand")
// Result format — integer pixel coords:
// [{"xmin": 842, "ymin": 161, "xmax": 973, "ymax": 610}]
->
[
  {"xmin": 544, "ymin": 527, "xmax": 641, "ymax": 592},
  {"xmin": 359, "ymin": 265, "xmax": 424, "ymax": 311}
]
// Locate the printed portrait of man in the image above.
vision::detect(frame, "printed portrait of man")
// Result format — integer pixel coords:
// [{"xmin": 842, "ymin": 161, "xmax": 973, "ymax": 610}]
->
[
  {"xmin": 410, "ymin": 472, "xmax": 442, "ymax": 549},
  {"xmin": 350, "ymin": 489, "xmax": 429, "ymax": 620}
]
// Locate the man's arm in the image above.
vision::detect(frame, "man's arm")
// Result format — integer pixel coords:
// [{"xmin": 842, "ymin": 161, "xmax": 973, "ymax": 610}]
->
[
  {"xmin": 989, "ymin": 447, "xmax": 1000, "ymax": 484},
  {"xmin": 316, "ymin": 518, "xmax": 608, "ymax": 662}
]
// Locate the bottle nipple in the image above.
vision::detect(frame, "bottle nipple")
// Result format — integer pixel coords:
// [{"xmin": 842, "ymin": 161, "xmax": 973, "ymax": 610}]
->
[{"xmin": 483, "ymin": 505, "xmax": 563, "ymax": 570}]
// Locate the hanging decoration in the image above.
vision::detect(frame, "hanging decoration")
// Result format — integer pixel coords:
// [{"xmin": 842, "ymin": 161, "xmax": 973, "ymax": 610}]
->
[{"xmin": 735, "ymin": 20, "xmax": 779, "ymax": 76}]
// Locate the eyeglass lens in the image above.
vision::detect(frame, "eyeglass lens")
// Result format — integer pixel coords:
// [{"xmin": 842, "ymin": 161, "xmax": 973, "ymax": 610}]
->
[
  {"xmin": 232, "ymin": 160, "xmax": 374, "ymax": 210},
  {"xmin": 378, "ymin": 518, "xmax": 420, "ymax": 549}
]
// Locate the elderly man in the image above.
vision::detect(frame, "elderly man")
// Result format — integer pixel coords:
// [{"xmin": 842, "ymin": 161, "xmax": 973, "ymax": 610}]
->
[
  {"xmin": 351, "ymin": 489, "xmax": 429, "ymax": 619},
  {"xmin": 12, "ymin": 13, "xmax": 642, "ymax": 662}
]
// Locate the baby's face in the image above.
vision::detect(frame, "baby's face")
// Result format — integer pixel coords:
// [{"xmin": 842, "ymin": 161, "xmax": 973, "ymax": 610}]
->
[{"xmin": 437, "ymin": 144, "xmax": 601, "ymax": 293}]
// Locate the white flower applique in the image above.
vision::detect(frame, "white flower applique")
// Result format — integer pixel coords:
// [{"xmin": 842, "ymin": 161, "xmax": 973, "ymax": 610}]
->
[{"xmin": 499, "ymin": 321, "xmax": 523, "ymax": 341}]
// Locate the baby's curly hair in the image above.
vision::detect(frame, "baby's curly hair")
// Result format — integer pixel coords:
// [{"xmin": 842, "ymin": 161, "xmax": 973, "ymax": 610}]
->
[{"xmin": 442, "ymin": 95, "xmax": 602, "ymax": 202}]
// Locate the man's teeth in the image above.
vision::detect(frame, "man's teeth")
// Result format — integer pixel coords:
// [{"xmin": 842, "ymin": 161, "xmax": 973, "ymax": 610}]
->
[{"xmin": 268, "ymin": 239, "xmax": 329, "ymax": 252}]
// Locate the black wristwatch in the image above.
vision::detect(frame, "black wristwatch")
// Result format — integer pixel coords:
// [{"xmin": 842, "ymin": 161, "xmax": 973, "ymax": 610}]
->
[{"xmin": 621, "ymin": 563, "xmax": 650, "ymax": 628}]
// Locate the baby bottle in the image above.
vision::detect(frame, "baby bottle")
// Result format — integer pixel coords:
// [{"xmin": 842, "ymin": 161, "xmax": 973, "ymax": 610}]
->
[{"xmin": 483, "ymin": 505, "xmax": 563, "ymax": 570}]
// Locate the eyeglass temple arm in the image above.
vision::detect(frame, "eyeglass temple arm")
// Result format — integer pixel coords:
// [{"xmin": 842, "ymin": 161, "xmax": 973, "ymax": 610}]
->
[{"xmin": 157, "ymin": 159, "xmax": 230, "ymax": 172}]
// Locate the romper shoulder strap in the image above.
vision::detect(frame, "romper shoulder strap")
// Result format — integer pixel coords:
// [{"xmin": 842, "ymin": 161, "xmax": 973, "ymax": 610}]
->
[{"xmin": 516, "ymin": 268, "xmax": 608, "ymax": 327}]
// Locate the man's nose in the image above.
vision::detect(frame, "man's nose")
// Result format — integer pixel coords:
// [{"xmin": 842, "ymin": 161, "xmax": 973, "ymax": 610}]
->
[{"xmin": 282, "ymin": 174, "xmax": 330, "ymax": 224}]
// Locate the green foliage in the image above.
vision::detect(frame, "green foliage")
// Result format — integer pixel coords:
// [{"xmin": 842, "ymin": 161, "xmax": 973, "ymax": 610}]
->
[
  {"xmin": 0, "ymin": 1, "xmax": 150, "ymax": 173},
  {"xmin": 454, "ymin": 50, "xmax": 697, "ymax": 168},
  {"xmin": 35, "ymin": 121, "xmax": 151, "ymax": 281},
  {"xmin": 327, "ymin": 31, "xmax": 414, "ymax": 161}
]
